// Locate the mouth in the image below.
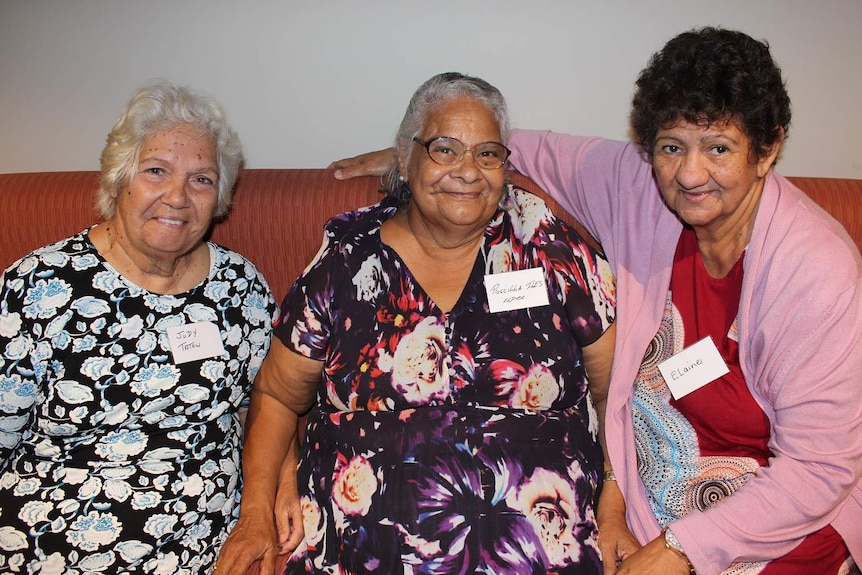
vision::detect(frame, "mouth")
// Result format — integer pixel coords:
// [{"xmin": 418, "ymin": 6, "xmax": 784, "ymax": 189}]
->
[
  {"xmin": 680, "ymin": 189, "xmax": 714, "ymax": 202},
  {"xmin": 154, "ymin": 216, "xmax": 187, "ymax": 227},
  {"xmin": 441, "ymin": 190, "xmax": 483, "ymax": 200}
]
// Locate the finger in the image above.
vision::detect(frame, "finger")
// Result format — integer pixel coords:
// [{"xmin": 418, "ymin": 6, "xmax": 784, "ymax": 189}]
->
[
  {"xmin": 218, "ymin": 554, "xmax": 255, "ymax": 575},
  {"xmin": 599, "ymin": 543, "xmax": 619, "ymax": 575},
  {"xmin": 275, "ymin": 500, "xmax": 302, "ymax": 552},
  {"xmin": 328, "ymin": 153, "xmax": 369, "ymax": 174},
  {"xmin": 332, "ymin": 149, "xmax": 395, "ymax": 179},
  {"xmin": 333, "ymin": 164, "xmax": 372, "ymax": 180},
  {"xmin": 275, "ymin": 505, "xmax": 294, "ymax": 550},
  {"xmin": 280, "ymin": 506, "xmax": 305, "ymax": 553},
  {"xmin": 215, "ymin": 541, "xmax": 264, "ymax": 575},
  {"xmin": 327, "ymin": 158, "xmax": 356, "ymax": 170},
  {"xmin": 617, "ymin": 538, "xmax": 641, "ymax": 560},
  {"xmin": 243, "ymin": 560, "xmax": 262, "ymax": 575},
  {"xmin": 260, "ymin": 546, "xmax": 287, "ymax": 575}
]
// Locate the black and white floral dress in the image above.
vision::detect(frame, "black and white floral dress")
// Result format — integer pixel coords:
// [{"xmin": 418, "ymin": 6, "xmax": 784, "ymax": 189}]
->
[{"xmin": 0, "ymin": 230, "xmax": 278, "ymax": 574}]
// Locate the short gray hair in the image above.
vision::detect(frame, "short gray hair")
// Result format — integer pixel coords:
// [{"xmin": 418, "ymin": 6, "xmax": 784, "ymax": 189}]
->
[
  {"xmin": 97, "ymin": 80, "xmax": 243, "ymax": 219},
  {"xmin": 388, "ymin": 72, "xmax": 510, "ymax": 194}
]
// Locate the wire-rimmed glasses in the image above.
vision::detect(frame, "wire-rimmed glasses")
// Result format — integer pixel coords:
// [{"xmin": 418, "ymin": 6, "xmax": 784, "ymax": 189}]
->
[{"xmin": 412, "ymin": 136, "xmax": 511, "ymax": 170}]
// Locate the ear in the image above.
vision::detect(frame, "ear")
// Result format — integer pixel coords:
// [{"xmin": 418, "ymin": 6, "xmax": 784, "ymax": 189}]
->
[
  {"xmin": 396, "ymin": 148, "xmax": 409, "ymax": 182},
  {"xmin": 756, "ymin": 128, "xmax": 785, "ymax": 178}
]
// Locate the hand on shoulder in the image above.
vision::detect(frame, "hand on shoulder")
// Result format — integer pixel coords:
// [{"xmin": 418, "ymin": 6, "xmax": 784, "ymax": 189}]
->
[{"xmin": 329, "ymin": 148, "xmax": 394, "ymax": 179}]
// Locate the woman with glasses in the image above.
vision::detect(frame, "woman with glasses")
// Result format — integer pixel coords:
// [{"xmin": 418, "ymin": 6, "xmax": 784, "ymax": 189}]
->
[{"xmin": 215, "ymin": 72, "xmax": 616, "ymax": 575}]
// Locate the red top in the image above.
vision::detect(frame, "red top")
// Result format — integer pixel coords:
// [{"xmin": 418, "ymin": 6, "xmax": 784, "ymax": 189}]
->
[{"xmin": 671, "ymin": 227, "xmax": 848, "ymax": 574}]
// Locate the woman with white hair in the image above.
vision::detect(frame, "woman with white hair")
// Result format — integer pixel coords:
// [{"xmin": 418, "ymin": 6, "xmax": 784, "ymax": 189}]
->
[
  {"xmin": 217, "ymin": 72, "xmax": 615, "ymax": 575},
  {"xmin": 0, "ymin": 80, "xmax": 278, "ymax": 574}
]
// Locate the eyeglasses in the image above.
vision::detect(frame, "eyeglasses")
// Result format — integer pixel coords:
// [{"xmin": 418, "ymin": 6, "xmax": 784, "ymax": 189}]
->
[{"xmin": 412, "ymin": 136, "xmax": 511, "ymax": 170}]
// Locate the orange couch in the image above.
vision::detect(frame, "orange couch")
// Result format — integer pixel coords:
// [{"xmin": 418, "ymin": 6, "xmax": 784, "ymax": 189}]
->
[
  {"xmin": 2, "ymin": 169, "xmax": 861, "ymax": 301},
  {"xmin": 1, "ymin": 169, "xmax": 861, "ymax": 573}
]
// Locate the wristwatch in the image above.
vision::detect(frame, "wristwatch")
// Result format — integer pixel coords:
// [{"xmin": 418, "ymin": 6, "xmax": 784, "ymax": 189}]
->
[{"xmin": 663, "ymin": 528, "xmax": 696, "ymax": 574}]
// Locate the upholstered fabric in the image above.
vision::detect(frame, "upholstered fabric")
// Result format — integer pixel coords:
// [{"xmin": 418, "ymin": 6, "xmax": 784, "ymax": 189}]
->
[
  {"xmin": 0, "ymin": 168, "xmax": 859, "ymax": 575},
  {"xmin": 4, "ymin": 169, "xmax": 859, "ymax": 301},
  {"xmin": 2, "ymin": 170, "xmax": 859, "ymax": 301},
  {"xmin": 0, "ymin": 169, "xmax": 596, "ymax": 300}
]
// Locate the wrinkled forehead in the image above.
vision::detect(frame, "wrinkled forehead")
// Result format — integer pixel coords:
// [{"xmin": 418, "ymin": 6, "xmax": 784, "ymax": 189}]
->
[{"xmin": 418, "ymin": 98, "xmax": 501, "ymax": 140}]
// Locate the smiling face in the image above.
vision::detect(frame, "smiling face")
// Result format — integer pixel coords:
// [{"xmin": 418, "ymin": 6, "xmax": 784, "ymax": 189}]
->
[
  {"xmin": 651, "ymin": 118, "xmax": 781, "ymax": 238},
  {"xmin": 111, "ymin": 123, "xmax": 219, "ymax": 266},
  {"xmin": 400, "ymin": 97, "xmax": 506, "ymax": 239}
]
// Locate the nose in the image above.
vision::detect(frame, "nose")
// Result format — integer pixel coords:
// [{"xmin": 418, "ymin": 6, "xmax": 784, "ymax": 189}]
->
[
  {"xmin": 675, "ymin": 151, "xmax": 709, "ymax": 190},
  {"xmin": 162, "ymin": 177, "xmax": 190, "ymax": 208},
  {"xmin": 448, "ymin": 150, "xmax": 482, "ymax": 182}
]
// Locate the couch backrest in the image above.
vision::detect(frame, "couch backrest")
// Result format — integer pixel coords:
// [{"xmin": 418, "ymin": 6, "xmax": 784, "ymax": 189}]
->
[{"xmin": 1, "ymin": 169, "xmax": 861, "ymax": 303}]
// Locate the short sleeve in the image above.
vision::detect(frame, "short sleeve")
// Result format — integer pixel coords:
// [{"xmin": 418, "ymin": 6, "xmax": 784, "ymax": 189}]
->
[
  {"xmin": 274, "ymin": 235, "xmax": 335, "ymax": 362},
  {"xmin": 508, "ymin": 187, "xmax": 616, "ymax": 347},
  {"xmin": 0, "ymin": 261, "xmax": 41, "ymax": 460}
]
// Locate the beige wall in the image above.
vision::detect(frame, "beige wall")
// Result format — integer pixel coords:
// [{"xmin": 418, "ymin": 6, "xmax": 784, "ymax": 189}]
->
[{"xmin": 1, "ymin": 0, "xmax": 860, "ymax": 178}]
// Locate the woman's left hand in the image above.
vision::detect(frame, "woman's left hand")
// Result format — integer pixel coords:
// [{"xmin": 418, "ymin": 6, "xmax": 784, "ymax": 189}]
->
[
  {"xmin": 274, "ymin": 440, "xmax": 304, "ymax": 554},
  {"xmin": 613, "ymin": 536, "xmax": 692, "ymax": 575},
  {"xmin": 596, "ymin": 478, "xmax": 641, "ymax": 575}
]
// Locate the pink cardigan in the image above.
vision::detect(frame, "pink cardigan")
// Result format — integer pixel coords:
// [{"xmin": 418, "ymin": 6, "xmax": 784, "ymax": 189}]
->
[{"xmin": 508, "ymin": 129, "xmax": 862, "ymax": 575}]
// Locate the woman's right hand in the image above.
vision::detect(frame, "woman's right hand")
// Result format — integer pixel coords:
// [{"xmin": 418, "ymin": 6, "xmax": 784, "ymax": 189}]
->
[
  {"xmin": 217, "ymin": 342, "xmax": 322, "ymax": 575},
  {"xmin": 329, "ymin": 148, "xmax": 394, "ymax": 179},
  {"xmin": 214, "ymin": 511, "xmax": 283, "ymax": 575}
]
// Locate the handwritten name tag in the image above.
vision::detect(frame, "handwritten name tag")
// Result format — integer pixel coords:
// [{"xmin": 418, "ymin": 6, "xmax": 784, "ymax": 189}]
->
[
  {"xmin": 658, "ymin": 336, "xmax": 729, "ymax": 400},
  {"xmin": 484, "ymin": 267, "xmax": 550, "ymax": 313},
  {"xmin": 167, "ymin": 322, "xmax": 227, "ymax": 364}
]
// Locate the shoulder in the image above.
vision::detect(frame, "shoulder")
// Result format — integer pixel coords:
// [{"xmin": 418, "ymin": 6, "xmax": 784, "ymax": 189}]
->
[
  {"xmin": 325, "ymin": 197, "xmax": 395, "ymax": 234},
  {"xmin": 504, "ymin": 185, "xmax": 600, "ymax": 250},
  {"xmin": 2, "ymin": 230, "xmax": 97, "ymax": 291},
  {"xmin": 755, "ymin": 174, "xmax": 861, "ymax": 283},
  {"xmin": 316, "ymin": 197, "xmax": 396, "ymax": 257},
  {"xmin": 744, "ymin": 174, "xmax": 862, "ymax": 355},
  {"xmin": 210, "ymin": 242, "xmax": 261, "ymax": 271},
  {"xmin": 1, "ymin": 231, "xmax": 101, "ymax": 323},
  {"xmin": 209, "ymin": 243, "xmax": 275, "ymax": 293}
]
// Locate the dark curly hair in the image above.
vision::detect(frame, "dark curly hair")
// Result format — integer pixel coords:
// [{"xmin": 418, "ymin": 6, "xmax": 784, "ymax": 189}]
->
[{"xmin": 631, "ymin": 27, "xmax": 791, "ymax": 164}]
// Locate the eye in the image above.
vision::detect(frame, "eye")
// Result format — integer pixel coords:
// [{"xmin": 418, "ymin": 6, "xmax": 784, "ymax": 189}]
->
[
  {"xmin": 145, "ymin": 167, "xmax": 165, "ymax": 175},
  {"xmin": 430, "ymin": 144, "xmax": 456, "ymax": 156},
  {"xmin": 194, "ymin": 176, "xmax": 215, "ymax": 186},
  {"xmin": 712, "ymin": 145, "xmax": 730, "ymax": 154},
  {"xmin": 660, "ymin": 145, "xmax": 681, "ymax": 154}
]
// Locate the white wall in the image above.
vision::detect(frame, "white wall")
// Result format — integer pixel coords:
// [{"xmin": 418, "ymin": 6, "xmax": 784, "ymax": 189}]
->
[{"xmin": 1, "ymin": 0, "xmax": 860, "ymax": 178}]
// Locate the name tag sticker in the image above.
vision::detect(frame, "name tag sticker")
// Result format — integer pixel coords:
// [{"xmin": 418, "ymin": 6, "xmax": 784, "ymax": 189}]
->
[
  {"xmin": 167, "ymin": 322, "xmax": 226, "ymax": 364},
  {"xmin": 658, "ymin": 336, "xmax": 729, "ymax": 400},
  {"xmin": 484, "ymin": 267, "xmax": 549, "ymax": 313}
]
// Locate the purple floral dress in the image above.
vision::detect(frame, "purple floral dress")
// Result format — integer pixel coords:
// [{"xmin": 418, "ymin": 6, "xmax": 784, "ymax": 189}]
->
[{"xmin": 277, "ymin": 187, "xmax": 616, "ymax": 574}]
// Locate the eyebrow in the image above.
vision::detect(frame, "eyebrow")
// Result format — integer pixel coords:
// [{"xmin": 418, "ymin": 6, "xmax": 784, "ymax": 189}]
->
[{"xmin": 138, "ymin": 155, "xmax": 218, "ymax": 174}]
